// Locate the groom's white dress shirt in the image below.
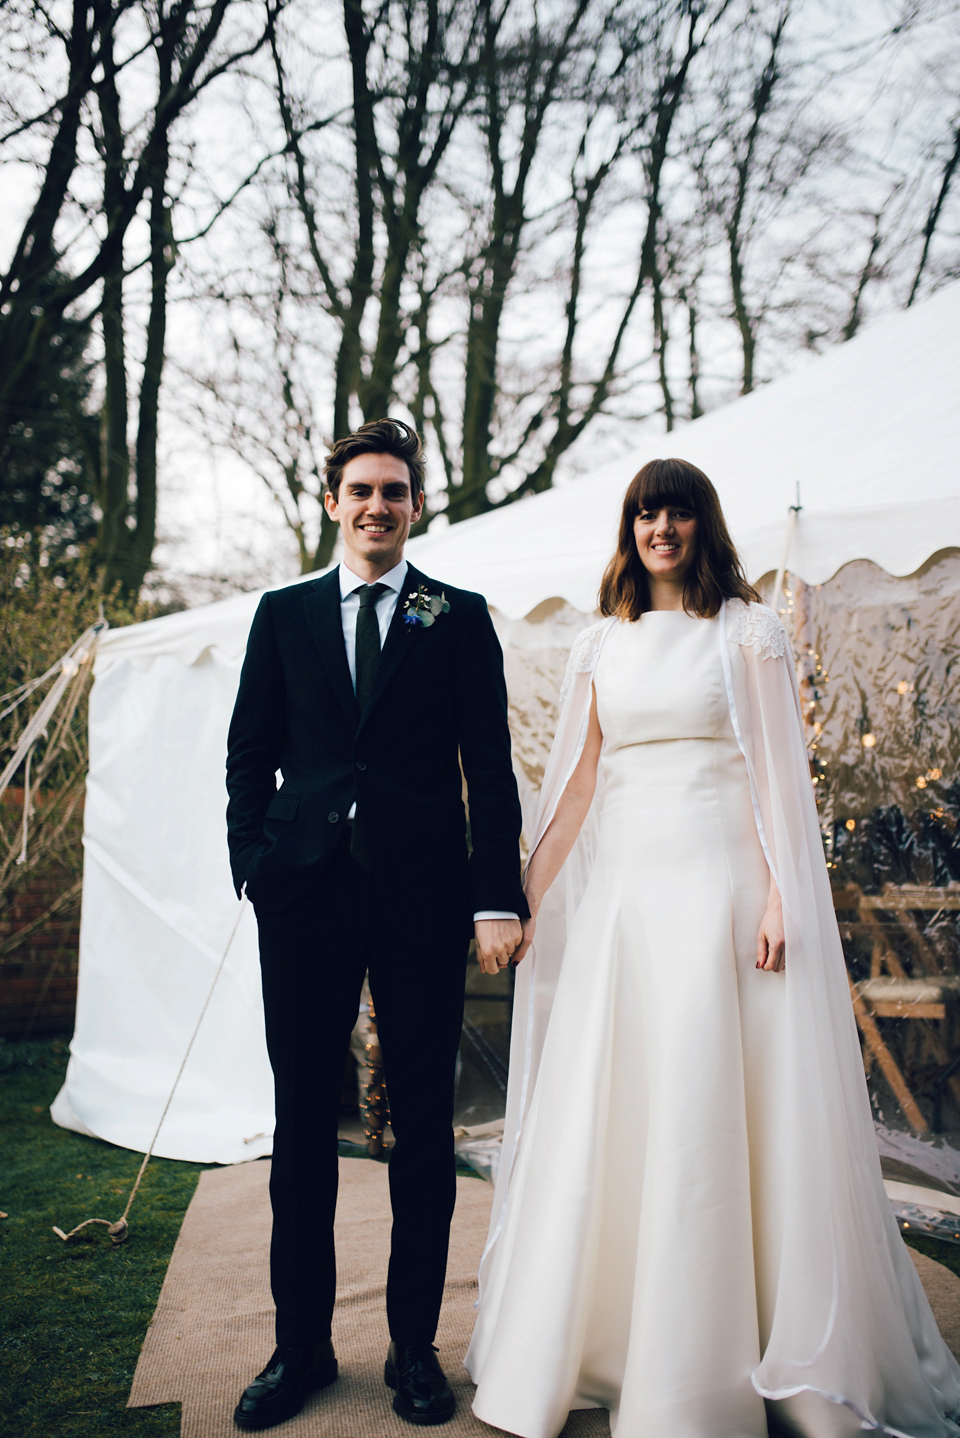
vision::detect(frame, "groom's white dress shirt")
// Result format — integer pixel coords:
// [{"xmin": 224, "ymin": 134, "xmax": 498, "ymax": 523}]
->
[
  {"xmin": 338, "ymin": 560, "xmax": 517, "ymax": 924},
  {"xmin": 338, "ymin": 556, "xmax": 408, "ymax": 685}
]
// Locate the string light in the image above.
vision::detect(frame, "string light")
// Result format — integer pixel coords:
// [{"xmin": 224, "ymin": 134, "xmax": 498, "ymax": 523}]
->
[{"xmin": 788, "ymin": 595, "xmax": 833, "ymax": 850}]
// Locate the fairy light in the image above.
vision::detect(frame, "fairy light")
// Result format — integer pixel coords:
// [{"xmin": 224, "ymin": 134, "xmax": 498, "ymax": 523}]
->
[
  {"xmin": 921, "ymin": 769, "xmax": 944, "ymax": 820},
  {"xmin": 794, "ymin": 625, "xmax": 833, "ymax": 851},
  {"xmin": 777, "ymin": 578, "xmax": 796, "ymax": 623},
  {"xmin": 862, "ymin": 733, "xmax": 876, "ymax": 748},
  {"xmin": 845, "ymin": 819, "xmax": 856, "ymax": 831}
]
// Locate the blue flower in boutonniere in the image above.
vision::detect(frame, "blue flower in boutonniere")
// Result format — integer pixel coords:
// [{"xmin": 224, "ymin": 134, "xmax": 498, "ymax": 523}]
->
[{"xmin": 403, "ymin": 585, "xmax": 450, "ymax": 628}]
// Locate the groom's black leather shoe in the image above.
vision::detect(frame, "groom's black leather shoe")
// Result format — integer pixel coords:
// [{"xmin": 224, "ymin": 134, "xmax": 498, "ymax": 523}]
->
[
  {"xmin": 233, "ymin": 1340, "xmax": 338, "ymax": 1430},
  {"xmin": 384, "ymin": 1341, "xmax": 456, "ymax": 1425}
]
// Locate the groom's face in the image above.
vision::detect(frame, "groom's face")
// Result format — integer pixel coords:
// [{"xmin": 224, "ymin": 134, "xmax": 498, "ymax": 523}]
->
[{"xmin": 324, "ymin": 452, "xmax": 424, "ymax": 575}]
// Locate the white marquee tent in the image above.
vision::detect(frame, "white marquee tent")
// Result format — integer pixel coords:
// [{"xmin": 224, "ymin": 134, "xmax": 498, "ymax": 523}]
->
[{"xmin": 52, "ymin": 282, "xmax": 960, "ymax": 1163}]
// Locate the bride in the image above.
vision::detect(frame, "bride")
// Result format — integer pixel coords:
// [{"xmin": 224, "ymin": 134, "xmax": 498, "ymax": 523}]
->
[{"xmin": 466, "ymin": 459, "xmax": 960, "ymax": 1438}]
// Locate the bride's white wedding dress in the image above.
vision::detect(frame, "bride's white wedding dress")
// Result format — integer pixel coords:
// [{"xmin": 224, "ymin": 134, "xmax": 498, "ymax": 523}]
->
[{"xmin": 466, "ymin": 604, "xmax": 960, "ymax": 1438}]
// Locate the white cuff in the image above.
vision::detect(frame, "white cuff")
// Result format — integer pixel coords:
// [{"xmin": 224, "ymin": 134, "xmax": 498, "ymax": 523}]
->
[{"xmin": 473, "ymin": 910, "xmax": 520, "ymax": 922}]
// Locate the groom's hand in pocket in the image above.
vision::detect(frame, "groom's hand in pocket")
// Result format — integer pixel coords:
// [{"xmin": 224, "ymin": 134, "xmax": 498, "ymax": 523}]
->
[{"xmin": 475, "ymin": 918, "xmax": 523, "ymax": 975}]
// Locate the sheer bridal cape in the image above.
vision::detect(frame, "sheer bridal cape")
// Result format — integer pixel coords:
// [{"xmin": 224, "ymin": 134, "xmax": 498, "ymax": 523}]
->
[{"xmin": 471, "ymin": 599, "xmax": 960, "ymax": 1438}]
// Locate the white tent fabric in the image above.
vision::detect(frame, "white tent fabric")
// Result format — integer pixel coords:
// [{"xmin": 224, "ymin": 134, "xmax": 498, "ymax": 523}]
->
[
  {"xmin": 52, "ymin": 283, "xmax": 960, "ymax": 1162},
  {"xmin": 50, "ymin": 649, "xmax": 276, "ymax": 1164}
]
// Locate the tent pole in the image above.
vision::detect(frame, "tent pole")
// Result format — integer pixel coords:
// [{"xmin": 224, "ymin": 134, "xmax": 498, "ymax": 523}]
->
[{"xmin": 771, "ymin": 493, "xmax": 801, "ymax": 612}]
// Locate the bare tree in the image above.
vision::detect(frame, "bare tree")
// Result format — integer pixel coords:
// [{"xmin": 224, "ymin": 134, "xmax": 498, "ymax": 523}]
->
[
  {"xmin": 449, "ymin": 0, "xmax": 596, "ymax": 520},
  {"xmin": 179, "ymin": 207, "xmax": 340, "ymax": 570},
  {"xmin": 270, "ymin": 0, "xmax": 484, "ymax": 440},
  {"xmin": 841, "ymin": 204, "xmax": 888, "ymax": 341},
  {"xmin": 907, "ymin": 114, "xmax": 960, "ymax": 303},
  {"xmin": 724, "ymin": 4, "xmax": 791, "ymax": 393},
  {"xmin": 685, "ymin": 1, "xmax": 842, "ymax": 394},
  {"xmin": 0, "ymin": 0, "xmax": 283, "ymax": 592},
  {"xmin": 446, "ymin": 0, "xmax": 729, "ymax": 517},
  {"xmin": 797, "ymin": 0, "xmax": 960, "ymax": 344}
]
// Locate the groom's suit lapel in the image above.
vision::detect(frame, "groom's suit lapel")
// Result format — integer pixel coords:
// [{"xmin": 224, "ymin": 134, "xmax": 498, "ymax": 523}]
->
[
  {"xmin": 302, "ymin": 570, "xmax": 360, "ymax": 726},
  {"xmin": 300, "ymin": 563, "xmax": 432, "ymax": 729},
  {"xmin": 358, "ymin": 563, "xmax": 429, "ymax": 728}
]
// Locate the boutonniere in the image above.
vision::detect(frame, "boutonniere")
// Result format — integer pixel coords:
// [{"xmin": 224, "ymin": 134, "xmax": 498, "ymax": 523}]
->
[{"xmin": 403, "ymin": 585, "xmax": 450, "ymax": 628}]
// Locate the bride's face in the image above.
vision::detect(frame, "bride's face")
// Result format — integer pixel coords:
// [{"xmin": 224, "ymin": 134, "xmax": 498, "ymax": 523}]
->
[{"xmin": 633, "ymin": 504, "xmax": 698, "ymax": 583}]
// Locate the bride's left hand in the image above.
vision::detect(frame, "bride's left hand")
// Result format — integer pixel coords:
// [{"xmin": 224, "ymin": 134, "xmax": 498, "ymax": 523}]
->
[{"xmin": 756, "ymin": 891, "xmax": 785, "ymax": 972}]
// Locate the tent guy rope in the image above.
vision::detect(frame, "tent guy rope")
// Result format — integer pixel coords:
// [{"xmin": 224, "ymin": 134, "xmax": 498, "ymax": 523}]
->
[
  {"xmin": 53, "ymin": 896, "xmax": 250, "ymax": 1246},
  {"xmin": 0, "ymin": 617, "xmax": 107, "ymax": 865}
]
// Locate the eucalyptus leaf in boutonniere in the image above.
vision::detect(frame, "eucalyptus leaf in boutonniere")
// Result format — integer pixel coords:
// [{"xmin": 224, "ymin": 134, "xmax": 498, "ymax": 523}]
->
[{"xmin": 403, "ymin": 585, "xmax": 450, "ymax": 628}]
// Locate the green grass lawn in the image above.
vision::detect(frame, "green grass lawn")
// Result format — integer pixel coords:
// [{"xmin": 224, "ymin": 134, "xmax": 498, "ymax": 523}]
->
[{"xmin": 0, "ymin": 1036, "xmax": 209, "ymax": 1438}]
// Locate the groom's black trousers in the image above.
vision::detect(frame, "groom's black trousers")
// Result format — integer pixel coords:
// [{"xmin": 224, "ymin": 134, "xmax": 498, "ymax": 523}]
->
[{"xmin": 254, "ymin": 831, "xmax": 468, "ymax": 1350}]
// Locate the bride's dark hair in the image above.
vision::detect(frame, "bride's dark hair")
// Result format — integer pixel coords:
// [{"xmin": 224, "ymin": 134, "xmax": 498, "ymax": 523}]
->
[{"xmin": 599, "ymin": 457, "xmax": 760, "ymax": 621}]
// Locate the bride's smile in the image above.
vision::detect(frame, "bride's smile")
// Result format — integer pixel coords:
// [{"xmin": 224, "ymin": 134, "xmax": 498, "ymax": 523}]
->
[{"xmin": 633, "ymin": 504, "xmax": 698, "ymax": 602}]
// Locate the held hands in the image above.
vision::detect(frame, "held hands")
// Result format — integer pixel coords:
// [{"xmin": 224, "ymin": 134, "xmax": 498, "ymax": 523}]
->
[
  {"xmin": 474, "ymin": 917, "xmax": 523, "ymax": 975},
  {"xmin": 756, "ymin": 888, "xmax": 786, "ymax": 972}
]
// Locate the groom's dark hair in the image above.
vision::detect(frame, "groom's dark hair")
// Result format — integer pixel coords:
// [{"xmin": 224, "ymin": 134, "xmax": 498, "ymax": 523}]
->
[{"xmin": 324, "ymin": 418, "xmax": 425, "ymax": 503}]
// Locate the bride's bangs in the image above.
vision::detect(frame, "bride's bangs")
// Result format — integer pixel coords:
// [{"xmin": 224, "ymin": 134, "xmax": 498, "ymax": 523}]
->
[{"xmin": 630, "ymin": 460, "xmax": 702, "ymax": 519}]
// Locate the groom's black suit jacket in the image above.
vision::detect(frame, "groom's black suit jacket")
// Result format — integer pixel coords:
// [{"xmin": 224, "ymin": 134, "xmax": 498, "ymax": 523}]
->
[{"xmin": 225, "ymin": 563, "xmax": 527, "ymax": 929}]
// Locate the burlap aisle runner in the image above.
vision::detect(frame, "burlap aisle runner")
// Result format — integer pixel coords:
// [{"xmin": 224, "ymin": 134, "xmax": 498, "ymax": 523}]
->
[
  {"xmin": 129, "ymin": 1157, "xmax": 960, "ymax": 1438},
  {"xmin": 128, "ymin": 1157, "xmax": 610, "ymax": 1438}
]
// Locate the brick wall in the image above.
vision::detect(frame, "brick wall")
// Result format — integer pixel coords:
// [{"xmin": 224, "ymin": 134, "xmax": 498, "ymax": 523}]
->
[
  {"xmin": 1, "ymin": 784, "xmax": 82, "ymax": 1038},
  {"xmin": 1, "ymin": 860, "xmax": 80, "ymax": 1040}
]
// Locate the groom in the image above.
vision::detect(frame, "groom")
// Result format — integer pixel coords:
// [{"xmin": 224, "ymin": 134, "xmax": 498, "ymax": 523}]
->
[{"xmin": 225, "ymin": 418, "xmax": 526, "ymax": 1430}]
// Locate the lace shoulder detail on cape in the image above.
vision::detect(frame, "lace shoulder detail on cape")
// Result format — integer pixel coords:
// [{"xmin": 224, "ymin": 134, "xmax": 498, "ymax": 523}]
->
[
  {"xmin": 559, "ymin": 620, "xmax": 610, "ymax": 704},
  {"xmin": 725, "ymin": 598, "xmax": 787, "ymax": 661}
]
